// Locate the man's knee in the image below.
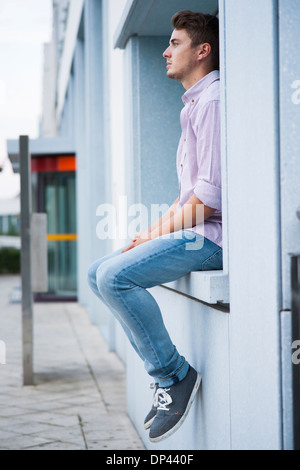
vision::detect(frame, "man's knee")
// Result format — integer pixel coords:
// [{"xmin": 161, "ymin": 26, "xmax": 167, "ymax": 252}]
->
[
  {"xmin": 87, "ymin": 260, "xmax": 99, "ymax": 289},
  {"xmin": 96, "ymin": 260, "xmax": 120, "ymax": 298}
]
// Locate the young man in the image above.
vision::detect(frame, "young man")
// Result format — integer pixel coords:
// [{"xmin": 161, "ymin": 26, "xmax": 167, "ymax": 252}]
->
[{"xmin": 88, "ymin": 11, "xmax": 222, "ymax": 443}]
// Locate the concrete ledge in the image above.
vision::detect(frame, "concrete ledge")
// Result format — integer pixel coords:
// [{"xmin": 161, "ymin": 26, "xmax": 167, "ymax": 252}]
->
[{"xmin": 162, "ymin": 271, "xmax": 230, "ymax": 307}]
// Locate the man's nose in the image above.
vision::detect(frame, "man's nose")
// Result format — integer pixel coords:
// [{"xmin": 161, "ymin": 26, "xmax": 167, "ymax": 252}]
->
[{"xmin": 163, "ymin": 46, "xmax": 171, "ymax": 58}]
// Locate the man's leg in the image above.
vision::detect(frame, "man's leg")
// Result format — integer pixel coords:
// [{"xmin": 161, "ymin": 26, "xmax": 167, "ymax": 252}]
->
[
  {"xmin": 95, "ymin": 231, "xmax": 222, "ymax": 386},
  {"xmin": 87, "ymin": 248, "xmax": 145, "ymax": 361},
  {"xmin": 88, "ymin": 230, "xmax": 222, "ymax": 441}
]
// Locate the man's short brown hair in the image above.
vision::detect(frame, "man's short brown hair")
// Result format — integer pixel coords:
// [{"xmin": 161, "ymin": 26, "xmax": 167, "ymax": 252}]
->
[{"xmin": 172, "ymin": 10, "xmax": 219, "ymax": 70}]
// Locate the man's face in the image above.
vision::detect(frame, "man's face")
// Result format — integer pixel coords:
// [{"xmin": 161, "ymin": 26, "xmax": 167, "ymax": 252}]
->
[{"xmin": 163, "ymin": 29, "xmax": 199, "ymax": 83}]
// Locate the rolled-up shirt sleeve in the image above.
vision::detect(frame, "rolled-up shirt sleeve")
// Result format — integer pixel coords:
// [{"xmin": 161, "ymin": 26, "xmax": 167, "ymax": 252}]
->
[{"xmin": 193, "ymin": 100, "xmax": 222, "ymax": 211}]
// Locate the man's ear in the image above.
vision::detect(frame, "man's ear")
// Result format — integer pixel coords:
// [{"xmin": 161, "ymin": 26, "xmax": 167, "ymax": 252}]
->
[{"xmin": 198, "ymin": 43, "xmax": 211, "ymax": 61}]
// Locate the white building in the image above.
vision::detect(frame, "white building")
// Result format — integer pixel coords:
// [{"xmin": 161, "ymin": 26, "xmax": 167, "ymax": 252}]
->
[{"xmin": 0, "ymin": 137, "xmax": 20, "ymax": 239}]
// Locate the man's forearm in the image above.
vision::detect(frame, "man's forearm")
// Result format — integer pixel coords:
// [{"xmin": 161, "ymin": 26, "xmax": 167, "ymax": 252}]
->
[
  {"xmin": 122, "ymin": 195, "xmax": 215, "ymax": 253},
  {"xmin": 150, "ymin": 194, "xmax": 215, "ymax": 239},
  {"xmin": 148, "ymin": 197, "xmax": 179, "ymax": 234}
]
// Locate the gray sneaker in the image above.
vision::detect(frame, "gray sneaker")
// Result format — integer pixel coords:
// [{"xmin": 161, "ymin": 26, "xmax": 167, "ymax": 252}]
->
[
  {"xmin": 149, "ymin": 366, "xmax": 201, "ymax": 443},
  {"xmin": 144, "ymin": 383, "xmax": 158, "ymax": 430}
]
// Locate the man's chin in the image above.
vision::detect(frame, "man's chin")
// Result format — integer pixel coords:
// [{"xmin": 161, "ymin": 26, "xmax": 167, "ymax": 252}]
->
[{"xmin": 167, "ymin": 71, "xmax": 178, "ymax": 80}]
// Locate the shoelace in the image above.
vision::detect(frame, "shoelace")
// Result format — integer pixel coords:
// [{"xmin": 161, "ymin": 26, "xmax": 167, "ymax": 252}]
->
[{"xmin": 153, "ymin": 387, "xmax": 173, "ymax": 411}]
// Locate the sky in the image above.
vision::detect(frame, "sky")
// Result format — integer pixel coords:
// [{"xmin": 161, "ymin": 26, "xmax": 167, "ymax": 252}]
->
[{"xmin": 0, "ymin": 0, "xmax": 52, "ymax": 141}]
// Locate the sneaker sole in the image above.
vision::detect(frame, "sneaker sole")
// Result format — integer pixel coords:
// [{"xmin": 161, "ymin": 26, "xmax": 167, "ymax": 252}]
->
[
  {"xmin": 149, "ymin": 373, "xmax": 202, "ymax": 443},
  {"xmin": 144, "ymin": 415, "xmax": 156, "ymax": 430}
]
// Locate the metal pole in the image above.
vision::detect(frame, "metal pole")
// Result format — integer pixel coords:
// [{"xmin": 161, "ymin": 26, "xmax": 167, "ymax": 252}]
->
[{"xmin": 19, "ymin": 135, "xmax": 34, "ymax": 386}]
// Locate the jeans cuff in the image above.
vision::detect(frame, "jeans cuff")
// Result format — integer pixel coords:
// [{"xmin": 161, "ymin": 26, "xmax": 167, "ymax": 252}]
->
[{"xmin": 157, "ymin": 360, "xmax": 190, "ymax": 388}]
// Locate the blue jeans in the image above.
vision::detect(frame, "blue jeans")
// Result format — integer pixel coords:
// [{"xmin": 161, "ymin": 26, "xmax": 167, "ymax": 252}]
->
[{"xmin": 87, "ymin": 230, "xmax": 222, "ymax": 387}]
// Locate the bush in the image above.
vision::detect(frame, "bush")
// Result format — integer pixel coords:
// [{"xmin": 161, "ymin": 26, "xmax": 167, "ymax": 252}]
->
[{"xmin": 0, "ymin": 247, "xmax": 21, "ymax": 274}]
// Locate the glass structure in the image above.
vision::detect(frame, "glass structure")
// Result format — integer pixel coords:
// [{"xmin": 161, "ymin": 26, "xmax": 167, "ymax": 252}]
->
[{"xmin": 31, "ymin": 154, "xmax": 77, "ymax": 300}]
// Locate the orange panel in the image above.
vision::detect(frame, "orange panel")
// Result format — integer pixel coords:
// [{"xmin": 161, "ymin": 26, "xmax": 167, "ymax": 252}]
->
[
  {"xmin": 58, "ymin": 156, "xmax": 76, "ymax": 172},
  {"xmin": 47, "ymin": 234, "xmax": 77, "ymax": 241}
]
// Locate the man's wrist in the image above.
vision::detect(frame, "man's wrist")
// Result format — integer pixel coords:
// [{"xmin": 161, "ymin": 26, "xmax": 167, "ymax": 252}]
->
[
  {"xmin": 150, "ymin": 219, "xmax": 175, "ymax": 239},
  {"xmin": 149, "ymin": 229, "xmax": 159, "ymax": 240}
]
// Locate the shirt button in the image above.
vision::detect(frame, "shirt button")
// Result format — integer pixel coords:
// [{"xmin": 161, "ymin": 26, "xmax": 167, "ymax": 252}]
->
[{"xmin": 181, "ymin": 164, "xmax": 183, "ymax": 168}]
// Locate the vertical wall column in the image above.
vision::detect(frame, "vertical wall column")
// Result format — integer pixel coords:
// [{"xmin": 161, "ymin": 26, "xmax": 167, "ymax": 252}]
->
[
  {"xmin": 74, "ymin": 29, "xmax": 88, "ymax": 306},
  {"xmin": 279, "ymin": 0, "xmax": 300, "ymax": 308},
  {"xmin": 218, "ymin": 0, "xmax": 229, "ymax": 275},
  {"xmin": 84, "ymin": 0, "xmax": 113, "ymax": 338},
  {"xmin": 58, "ymin": 73, "xmax": 75, "ymax": 139},
  {"xmin": 225, "ymin": 0, "xmax": 282, "ymax": 449},
  {"xmin": 278, "ymin": 0, "xmax": 300, "ymax": 450}
]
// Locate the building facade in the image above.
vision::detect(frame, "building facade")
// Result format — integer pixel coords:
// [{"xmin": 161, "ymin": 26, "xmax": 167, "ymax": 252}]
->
[{"xmin": 34, "ymin": 0, "xmax": 300, "ymax": 450}]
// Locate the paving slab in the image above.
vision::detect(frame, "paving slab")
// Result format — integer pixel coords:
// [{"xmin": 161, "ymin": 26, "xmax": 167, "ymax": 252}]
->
[{"xmin": 0, "ymin": 275, "xmax": 145, "ymax": 451}]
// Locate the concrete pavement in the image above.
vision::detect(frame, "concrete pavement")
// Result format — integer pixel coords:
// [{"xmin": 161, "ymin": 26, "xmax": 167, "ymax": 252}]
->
[{"xmin": 0, "ymin": 275, "xmax": 145, "ymax": 450}]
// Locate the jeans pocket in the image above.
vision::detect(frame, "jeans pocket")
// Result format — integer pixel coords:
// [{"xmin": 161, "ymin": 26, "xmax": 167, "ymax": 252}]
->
[{"xmin": 201, "ymin": 248, "xmax": 223, "ymax": 270}]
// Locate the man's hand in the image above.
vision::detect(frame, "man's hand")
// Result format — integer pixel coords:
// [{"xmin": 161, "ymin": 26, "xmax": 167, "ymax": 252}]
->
[
  {"xmin": 121, "ymin": 232, "xmax": 152, "ymax": 253},
  {"xmin": 121, "ymin": 195, "xmax": 215, "ymax": 254},
  {"xmin": 133, "ymin": 231, "xmax": 151, "ymax": 241}
]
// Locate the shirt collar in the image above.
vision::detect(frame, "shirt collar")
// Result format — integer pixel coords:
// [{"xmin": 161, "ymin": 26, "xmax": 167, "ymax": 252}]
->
[{"xmin": 182, "ymin": 70, "xmax": 220, "ymax": 105}]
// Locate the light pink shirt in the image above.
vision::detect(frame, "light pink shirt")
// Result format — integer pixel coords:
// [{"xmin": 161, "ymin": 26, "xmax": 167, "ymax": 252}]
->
[{"xmin": 176, "ymin": 70, "xmax": 222, "ymax": 248}]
